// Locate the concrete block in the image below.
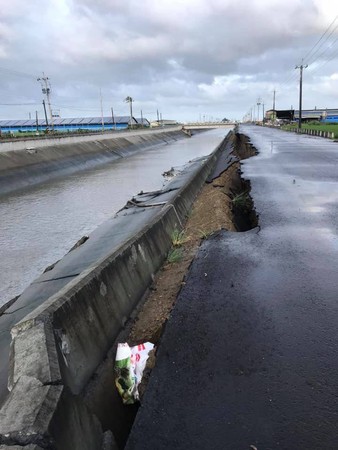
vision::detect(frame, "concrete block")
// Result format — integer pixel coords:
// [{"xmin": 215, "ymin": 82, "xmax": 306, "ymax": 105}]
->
[
  {"xmin": 0, "ymin": 376, "xmax": 104, "ymax": 450},
  {"xmin": 8, "ymin": 321, "xmax": 61, "ymax": 391},
  {"xmin": 0, "ymin": 376, "xmax": 62, "ymax": 448}
]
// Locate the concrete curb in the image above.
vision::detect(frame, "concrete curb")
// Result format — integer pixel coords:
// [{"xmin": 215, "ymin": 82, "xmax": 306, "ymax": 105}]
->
[{"xmin": 0, "ymin": 131, "xmax": 232, "ymax": 449}]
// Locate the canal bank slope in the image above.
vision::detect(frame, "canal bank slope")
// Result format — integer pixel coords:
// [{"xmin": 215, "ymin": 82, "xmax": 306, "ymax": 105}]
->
[
  {"xmin": 0, "ymin": 127, "xmax": 186, "ymax": 196},
  {"xmin": 0, "ymin": 130, "xmax": 232, "ymax": 449}
]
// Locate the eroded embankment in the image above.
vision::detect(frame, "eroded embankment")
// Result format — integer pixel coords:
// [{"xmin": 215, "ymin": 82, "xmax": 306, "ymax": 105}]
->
[
  {"xmin": 126, "ymin": 131, "xmax": 258, "ymax": 350},
  {"xmin": 0, "ymin": 128, "xmax": 186, "ymax": 196},
  {"xmin": 0, "ymin": 131, "xmax": 231, "ymax": 450},
  {"xmin": 82, "ymin": 132, "xmax": 259, "ymax": 448}
]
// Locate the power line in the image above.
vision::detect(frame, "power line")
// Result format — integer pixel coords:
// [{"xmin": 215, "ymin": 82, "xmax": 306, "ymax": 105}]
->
[
  {"xmin": 306, "ymin": 24, "xmax": 338, "ymax": 66},
  {"xmin": 51, "ymin": 103, "xmax": 102, "ymax": 111},
  {"xmin": 276, "ymin": 16, "xmax": 338, "ymax": 105},
  {"xmin": 302, "ymin": 15, "xmax": 338, "ymax": 63},
  {"xmin": 0, "ymin": 66, "xmax": 37, "ymax": 80},
  {"xmin": 306, "ymin": 35, "xmax": 338, "ymax": 76},
  {"xmin": 309, "ymin": 45, "xmax": 338, "ymax": 76},
  {"xmin": 0, "ymin": 102, "xmax": 39, "ymax": 106}
]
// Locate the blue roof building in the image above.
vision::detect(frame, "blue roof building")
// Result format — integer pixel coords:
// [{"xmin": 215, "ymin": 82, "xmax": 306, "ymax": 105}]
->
[{"xmin": 0, "ymin": 116, "xmax": 146, "ymax": 133}]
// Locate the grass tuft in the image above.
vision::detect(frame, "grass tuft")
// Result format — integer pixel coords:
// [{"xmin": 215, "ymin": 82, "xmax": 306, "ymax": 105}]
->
[
  {"xmin": 167, "ymin": 248, "xmax": 184, "ymax": 263},
  {"xmin": 232, "ymin": 191, "xmax": 250, "ymax": 209},
  {"xmin": 198, "ymin": 229, "xmax": 213, "ymax": 240},
  {"xmin": 171, "ymin": 228, "xmax": 187, "ymax": 247}
]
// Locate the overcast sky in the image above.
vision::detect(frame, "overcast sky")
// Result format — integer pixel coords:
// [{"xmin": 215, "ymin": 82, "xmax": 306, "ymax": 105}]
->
[{"xmin": 0, "ymin": 0, "xmax": 338, "ymax": 122}]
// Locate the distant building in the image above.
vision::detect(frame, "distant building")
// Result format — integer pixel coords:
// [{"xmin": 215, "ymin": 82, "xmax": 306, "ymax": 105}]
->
[
  {"xmin": 0, "ymin": 116, "xmax": 141, "ymax": 133},
  {"xmin": 265, "ymin": 109, "xmax": 294, "ymax": 121},
  {"xmin": 150, "ymin": 119, "xmax": 179, "ymax": 127},
  {"xmin": 135, "ymin": 118, "xmax": 150, "ymax": 127},
  {"xmin": 265, "ymin": 108, "xmax": 338, "ymax": 123}
]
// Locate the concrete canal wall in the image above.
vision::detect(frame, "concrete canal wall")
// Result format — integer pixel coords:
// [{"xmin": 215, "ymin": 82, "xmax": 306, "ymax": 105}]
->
[
  {"xmin": 0, "ymin": 126, "xmax": 183, "ymax": 152},
  {"xmin": 0, "ymin": 131, "xmax": 233, "ymax": 449},
  {"xmin": 0, "ymin": 127, "xmax": 183, "ymax": 196}
]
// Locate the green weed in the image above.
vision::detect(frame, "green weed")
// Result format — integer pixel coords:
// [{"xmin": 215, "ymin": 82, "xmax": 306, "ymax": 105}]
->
[
  {"xmin": 167, "ymin": 248, "xmax": 184, "ymax": 263},
  {"xmin": 232, "ymin": 191, "xmax": 250, "ymax": 209},
  {"xmin": 171, "ymin": 228, "xmax": 187, "ymax": 247}
]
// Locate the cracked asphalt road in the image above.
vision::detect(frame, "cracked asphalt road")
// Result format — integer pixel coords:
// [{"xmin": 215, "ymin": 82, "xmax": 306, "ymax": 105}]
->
[{"xmin": 127, "ymin": 126, "xmax": 338, "ymax": 449}]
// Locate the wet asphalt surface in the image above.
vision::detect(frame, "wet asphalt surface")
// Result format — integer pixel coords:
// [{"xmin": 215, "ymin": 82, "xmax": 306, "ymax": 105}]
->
[{"xmin": 126, "ymin": 126, "xmax": 338, "ymax": 449}]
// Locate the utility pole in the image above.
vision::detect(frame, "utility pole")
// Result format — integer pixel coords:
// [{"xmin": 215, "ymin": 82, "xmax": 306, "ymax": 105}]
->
[
  {"xmin": 157, "ymin": 109, "xmax": 160, "ymax": 125},
  {"xmin": 295, "ymin": 62, "xmax": 308, "ymax": 130},
  {"xmin": 37, "ymin": 73, "xmax": 54, "ymax": 131},
  {"xmin": 42, "ymin": 100, "xmax": 49, "ymax": 130},
  {"xmin": 272, "ymin": 89, "xmax": 276, "ymax": 123},
  {"xmin": 262, "ymin": 102, "xmax": 265, "ymax": 124},
  {"xmin": 257, "ymin": 98, "xmax": 262, "ymax": 122},
  {"xmin": 111, "ymin": 107, "xmax": 116, "ymax": 131},
  {"xmin": 141, "ymin": 109, "xmax": 144, "ymax": 128},
  {"xmin": 100, "ymin": 89, "xmax": 104, "ymax": 131},
  {"xmin": 35, "ymin": 111, "xmax": 39, "ymax": 132}
]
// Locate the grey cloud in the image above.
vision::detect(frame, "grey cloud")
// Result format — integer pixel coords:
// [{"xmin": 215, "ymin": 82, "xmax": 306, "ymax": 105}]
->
[{"xmin": 0, "ymin": 0, "xmax": 337, "ymax": 121}]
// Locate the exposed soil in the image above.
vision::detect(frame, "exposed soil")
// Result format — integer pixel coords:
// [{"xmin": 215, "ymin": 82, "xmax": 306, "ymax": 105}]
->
[
  {"xmin": 129, "ymin": 163, "xmax": 237, "ymax": 345},
  {"xmin": 128, "ymin": 133, "xmax": 258, "ymax": 350}
]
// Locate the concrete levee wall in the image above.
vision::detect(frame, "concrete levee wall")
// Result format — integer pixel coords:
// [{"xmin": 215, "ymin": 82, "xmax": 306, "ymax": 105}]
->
[
  {"xmin": 0, "ymin": 127, "xmax": 184, "ymax": 196},
  {"xmin": 0, "ymin": 126, "xmax": 182, "ymax": 152},
  {"xmin": 0, "ymin": 132, "xmax": 232, "ymax": 449}
]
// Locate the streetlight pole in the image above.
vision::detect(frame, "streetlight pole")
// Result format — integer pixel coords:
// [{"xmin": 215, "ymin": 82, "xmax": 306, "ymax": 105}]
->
[{"xmin": 124, "ymin": 96, "xmax": 134, "ymax": 129}]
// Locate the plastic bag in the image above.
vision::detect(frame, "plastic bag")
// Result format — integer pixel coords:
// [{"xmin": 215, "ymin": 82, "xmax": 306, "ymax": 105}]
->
[{"xmin": 115, "ymin": 342, "xmax": 154, "ymax": 404}]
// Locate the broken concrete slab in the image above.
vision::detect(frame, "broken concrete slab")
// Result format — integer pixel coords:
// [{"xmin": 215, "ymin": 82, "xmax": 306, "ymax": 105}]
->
[{"xmin": 8, "ymin": 321, "xmax": 61, "ymax": 391}]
